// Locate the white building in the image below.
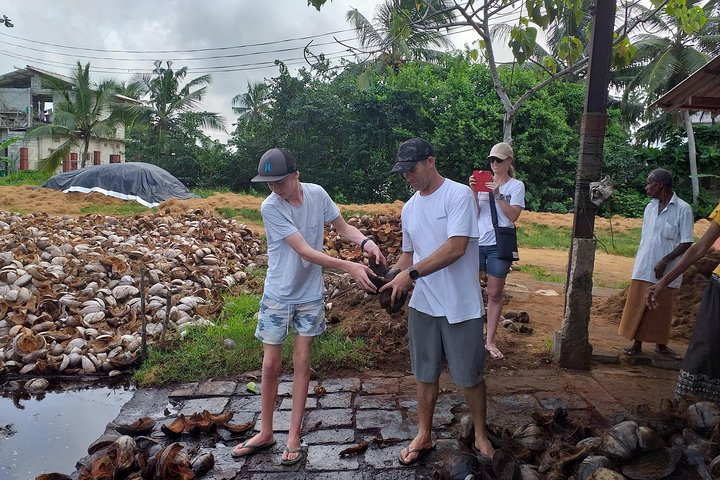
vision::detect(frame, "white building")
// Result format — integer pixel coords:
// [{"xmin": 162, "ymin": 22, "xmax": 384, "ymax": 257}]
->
[{"xmin": 0, "ymin": 65, "xmax": 139, "ymax": 172}]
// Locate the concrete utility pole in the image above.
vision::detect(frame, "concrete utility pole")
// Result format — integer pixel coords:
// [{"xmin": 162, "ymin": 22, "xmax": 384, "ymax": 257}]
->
[{"xmin": 554, "ymin": 0, "xmax": 617, "ymax": 369}]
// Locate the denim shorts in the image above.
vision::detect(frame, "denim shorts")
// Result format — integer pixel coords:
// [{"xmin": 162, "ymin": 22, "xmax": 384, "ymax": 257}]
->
[
  {"xmin": 478, "ymin": 244, "xmax": 512, "ymax": 279},
  {"xmin": 408, "ymin": 308, "xmax": 485, "ymax": 388},
  {"xmin": 254, "ymin": 295, "xmax": 326, "ymax": 345}
]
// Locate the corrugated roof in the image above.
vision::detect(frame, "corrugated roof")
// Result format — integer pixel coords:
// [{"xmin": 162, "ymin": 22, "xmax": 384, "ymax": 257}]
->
[
  {"xmin": 0, "ymin": 65, "xmax": 74, "ymax": 88},
  {"xmin": 652, "ymin": 55, "xmax": 720, "ymax": 112}
]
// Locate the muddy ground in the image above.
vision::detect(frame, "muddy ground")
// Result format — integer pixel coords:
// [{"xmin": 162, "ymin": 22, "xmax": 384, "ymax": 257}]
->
[{"xmin": 2, "ymin": 186, "xmax": 717, "ymax": 377}]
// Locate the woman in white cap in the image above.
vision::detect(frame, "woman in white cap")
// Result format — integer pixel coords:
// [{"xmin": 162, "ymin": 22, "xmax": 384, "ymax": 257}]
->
[{"xmin": 469, "ymin": 142, "xmax": 525, "ymax": 360}]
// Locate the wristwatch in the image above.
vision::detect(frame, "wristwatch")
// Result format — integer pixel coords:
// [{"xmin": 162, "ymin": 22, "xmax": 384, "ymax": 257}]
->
[
  {"xmin": 407, "ymin": 266, "xmax": 421, "ymax": 280},
  {"xmin": 496, "ymin": 193, "xmax": 506, "ymax": 201}
]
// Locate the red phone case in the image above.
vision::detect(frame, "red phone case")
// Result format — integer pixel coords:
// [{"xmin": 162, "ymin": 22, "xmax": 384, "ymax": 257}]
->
[{"xmin": 472, "ymin": 170, "xmax": 492, "ymax": 193}]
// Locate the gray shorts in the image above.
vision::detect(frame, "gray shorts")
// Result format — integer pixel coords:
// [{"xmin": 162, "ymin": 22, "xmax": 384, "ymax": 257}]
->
[{"xmin": 408, "ymin": 308, "xmax": 485, "ymax": 387}]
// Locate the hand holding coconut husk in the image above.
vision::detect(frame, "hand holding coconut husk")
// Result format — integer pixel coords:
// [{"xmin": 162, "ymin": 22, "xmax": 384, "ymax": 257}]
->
[{"xmin": 367, "ymin": 255, "xmax": 407, "ymax": 314}]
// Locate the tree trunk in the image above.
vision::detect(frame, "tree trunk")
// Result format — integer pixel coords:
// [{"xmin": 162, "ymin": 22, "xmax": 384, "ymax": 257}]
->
[
  {"xmin": 682, "ymin": 110, "xmax": 699, "ymax": 203},
  {"xmin": 502, "ymin": 111, "xmax": 514, "ymax": 144},
  {"xmin": 82, "ymin": 138, "xmax": 90, "ymax": 168}
]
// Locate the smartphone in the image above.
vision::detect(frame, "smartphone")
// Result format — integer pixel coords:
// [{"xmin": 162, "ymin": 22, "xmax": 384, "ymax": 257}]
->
[{"xmin": 472, "ymin": 170, "xmax": 493, "ymax": 193}]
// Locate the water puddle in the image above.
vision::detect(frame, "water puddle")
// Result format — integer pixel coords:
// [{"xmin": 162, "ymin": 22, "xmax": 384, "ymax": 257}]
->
[{"xmin": 0, "ymin": 381, "xmax": 134, "ymax": 479}]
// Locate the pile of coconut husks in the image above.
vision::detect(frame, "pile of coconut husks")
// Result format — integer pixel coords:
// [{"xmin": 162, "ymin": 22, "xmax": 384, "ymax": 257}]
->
[
  {"xmin": 446, "ymin": 398, "xmax": 720, "ymax": 480},
  {"xmin": 0, "ymin": 209, "xmax": 262, "ymax": 378}
]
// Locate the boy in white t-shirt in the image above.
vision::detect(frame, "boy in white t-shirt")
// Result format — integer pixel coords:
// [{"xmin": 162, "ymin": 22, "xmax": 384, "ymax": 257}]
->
[
  {"xmin": 380, "ymin": 138, "xmax": 494, "ymax": 465},
  {"xmin": 231, "ymin": 148, "xmax": 385, "ymax": 465}
]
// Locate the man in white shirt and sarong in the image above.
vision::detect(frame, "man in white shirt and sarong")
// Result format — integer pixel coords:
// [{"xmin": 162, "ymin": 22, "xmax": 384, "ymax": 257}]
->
[{"xmin": 619, "ymin": 168, "xmax": 693, "ymax": 359}]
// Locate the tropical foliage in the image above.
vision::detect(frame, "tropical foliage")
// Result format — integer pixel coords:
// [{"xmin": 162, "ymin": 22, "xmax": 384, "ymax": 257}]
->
[
  {"xmin": 345, "ymin": 0, "xmax": 455, "ymax": 70},
  {"xmin": 24, "ymin": 62, "xmax": 124, "ymax": 173},
  {"xmin": 614, "ymin": 0, "xmax": 717, "ymax": 203},
  {"xmin": 232, "ymin": 81, "xmax": 270, "ymax": 126},
  {"xmin": 121, "ymin": 62, "xmax": 229, "ymax": 188}
]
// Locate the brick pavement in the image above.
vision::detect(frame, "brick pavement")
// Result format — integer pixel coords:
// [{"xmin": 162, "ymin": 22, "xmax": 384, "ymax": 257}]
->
[{"xmin": 100, "ymin": 360, "xmax": 679, "ymax": 479}]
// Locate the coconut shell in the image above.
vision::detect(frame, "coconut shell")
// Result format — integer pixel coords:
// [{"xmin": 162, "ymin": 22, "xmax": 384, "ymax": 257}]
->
[
  {"xmin": 600, "ymin": 421, "xmax": 639, "ymax": 461},
  {"xmin": 685, "ymin": 401, "xmax": 720, "ymax": 431},
  {"xmin": 621, "ymin": 447, "xmax": 681, "ymax": 480}
]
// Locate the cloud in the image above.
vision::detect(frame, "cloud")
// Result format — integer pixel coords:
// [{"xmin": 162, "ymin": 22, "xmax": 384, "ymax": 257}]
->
[{"xmin": 0, "ymin": 1, "xmax": 488, "ymax": 143}]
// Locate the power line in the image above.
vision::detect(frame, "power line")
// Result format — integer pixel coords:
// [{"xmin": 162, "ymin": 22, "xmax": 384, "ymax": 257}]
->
[
  {"xmin": 0, "ymin": 48, "xmax": 358, "ymax": 75},
  {"xmin": 0, "ymin": 37, "xmax": 360, "ymax": 62},
  {"xmin": 0, "ymin": 28, "xmax": 357, "ymax": 54}
]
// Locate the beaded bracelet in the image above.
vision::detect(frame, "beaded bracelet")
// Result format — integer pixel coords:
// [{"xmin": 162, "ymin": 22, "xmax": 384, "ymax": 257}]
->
[{"xmin": 360, "ymin": 237, "xmax": 371, "ymax": 252}]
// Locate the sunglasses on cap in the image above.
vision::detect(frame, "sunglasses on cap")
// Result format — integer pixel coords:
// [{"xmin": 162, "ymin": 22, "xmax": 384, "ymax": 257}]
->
[{"xmin": 489, "ymin": 157, "xmax": 505, "ymax": 164}]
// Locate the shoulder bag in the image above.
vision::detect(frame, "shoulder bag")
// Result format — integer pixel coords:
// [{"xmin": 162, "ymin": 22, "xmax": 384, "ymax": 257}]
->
[{"xmin": 489, "ymin": 192, "xmax": 519, "ymax": 262}]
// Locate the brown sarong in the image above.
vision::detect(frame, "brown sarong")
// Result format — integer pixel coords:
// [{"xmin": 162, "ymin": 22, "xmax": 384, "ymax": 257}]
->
[{"xmin": 618, "ymin": 280, "xmax": 674, "ymax": 343}]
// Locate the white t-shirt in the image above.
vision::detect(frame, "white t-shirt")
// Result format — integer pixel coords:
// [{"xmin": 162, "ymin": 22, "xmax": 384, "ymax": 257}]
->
[
  {"xmin": 401, "ymin": 178, "xmax": 484, "ymax": 323},
  {"xmin": 631, "ymin": 193, "xmax": 693, "ymax": 289},
  {"xmin": 261, "ymin": 182, "xmax": 340, "ymax": 303},
  {"xmin": 476, "ymin": 178, "xmax": 525, "ymax": 246}
]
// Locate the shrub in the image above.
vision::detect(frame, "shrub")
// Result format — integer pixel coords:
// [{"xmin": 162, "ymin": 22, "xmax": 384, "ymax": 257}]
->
[{"xmin": 601, "ymin": 188, "xmax": 647, "ymax": 218}]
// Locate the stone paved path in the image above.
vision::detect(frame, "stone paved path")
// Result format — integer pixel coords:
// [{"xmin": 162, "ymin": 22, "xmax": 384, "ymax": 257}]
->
[{"xmin": 103, "ymin": 363, "xmax": 678, "ymax": 479}]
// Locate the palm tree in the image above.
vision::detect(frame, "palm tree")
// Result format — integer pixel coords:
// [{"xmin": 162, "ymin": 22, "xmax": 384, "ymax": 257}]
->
[
  {"xmin": 117, "ymin": 62, "xmax": 225, "ymax": 150},
  {"xmin": 615, "ymin": 1, "xmax": 716, "ymax": 202},
  {"xmin": 345, "ymin": 0, "xmax": 455, "ymax": 71},
  {"xmin": 24, "ymin": 62, "xmax": 123, "ymax": 173},
  {"xmin": 232, "ymin": 81, "xmax": 269, "ymax": 125},
  {"xmin": 111, "ymin": 79, "xmax": 147, "ymax": 101}
]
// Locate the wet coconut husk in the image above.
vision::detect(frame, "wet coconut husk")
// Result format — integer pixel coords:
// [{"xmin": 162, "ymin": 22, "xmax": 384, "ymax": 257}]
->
[
  {"xmin": 42, "ymin": 411, "xmax": 227, "ymax": 479},
  {"xmin": 447, "ymin": 400, "xmax": 720, "ymax": 480}
]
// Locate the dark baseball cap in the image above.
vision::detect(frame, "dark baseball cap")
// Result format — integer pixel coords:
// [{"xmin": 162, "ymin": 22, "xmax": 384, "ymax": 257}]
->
[
  {"xmin": 251, "ymin": 148, "xmax": 298, "ymax": 182},
  {"xmin": 391, "ymin": 138, "xmax": 435, "ymax": 173}
]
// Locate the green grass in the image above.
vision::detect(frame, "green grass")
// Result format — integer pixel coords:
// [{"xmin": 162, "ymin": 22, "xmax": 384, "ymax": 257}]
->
[
  {"xmin": 520, "ymin": 263, "xmax": 629, "ymax": 290},
  {"xmin": 79, "ymin": 203, "xmax": 155, "ymax": 216},
  {"xmin": 594, "ymin": 227, "xmax": 642, "ymax": 257},
  {"xmin": 517, "ymin": 224, "xmax": 571, "ymax": 250},
  {"xmin": 520, "ymin": 264, "xmax": 566, "ymax": 283},
  {"xmin": 0, "ymin": 170, "xmax": 51, "ymax": 186},
  {"xmin": 216, "ymin": 207, "xmax": 264, "ymax": 224},
  {"xmin": 133, "ymin": 292, "xmax": 369, "ymax": 387},
  {"xmin": 517, "ymin": 223, "xmax": 641, "ymax": 257},
  {"xmin": 191, "ymin": 187, "xmax": 231, "ymax": 198},
  {"xmin": 341, "ymin": 209, "xmax": 371, "ymax": 219}
]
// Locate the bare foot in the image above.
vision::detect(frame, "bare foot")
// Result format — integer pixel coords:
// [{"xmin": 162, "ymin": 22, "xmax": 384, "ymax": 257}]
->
[
  {"xmin": 623, "ymin": 344, "xmax": 641, "ymax": 356},
  {"xmin": 473, "ymin": 437, "xmax": 495, "ymax": 458},
  {"xmin": 398, "ymin": 436, "xmax": 435, "ymax": 466},
  {"xmin": 281, "ymin": 438, "xmax": 303, "ymax": 463},
  {"xmin": 655, "ymin": 345, "xmax": 681, "ymax": 360},
  {"xmin": 485, "ymin": 344, "xmax": 504, "ymax": 359}
]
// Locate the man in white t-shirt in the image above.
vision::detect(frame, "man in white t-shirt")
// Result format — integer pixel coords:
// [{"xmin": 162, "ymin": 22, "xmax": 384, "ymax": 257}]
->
[
  {"xmin": 232, "ymin": 148, "xmax": 385, "ymax": 466},
  {"xmin": 619, "ymin": 168, "xmax": 693, "ymax": 359},
  {"xmin": 380, "ymin": 138, "xmax": 494, "ymax": 465}
]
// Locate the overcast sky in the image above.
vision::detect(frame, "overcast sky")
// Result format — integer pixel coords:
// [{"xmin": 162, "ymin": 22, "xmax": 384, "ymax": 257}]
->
[{"xmin": 0, "ymin": 1, "xmax": 495, "ymax": 143}]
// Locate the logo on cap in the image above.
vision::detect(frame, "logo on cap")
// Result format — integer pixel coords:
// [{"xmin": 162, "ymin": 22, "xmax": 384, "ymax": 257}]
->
[{"xmin": 264, "ymin": 163, "xmax": 271, "ymax": 172}]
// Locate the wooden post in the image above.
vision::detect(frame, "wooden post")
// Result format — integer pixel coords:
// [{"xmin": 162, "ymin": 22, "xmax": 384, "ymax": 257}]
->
[
  {"xmin": 140, "ymin": 265, "xmax": 147, "ymax": 360},
  {"xmin": 554, "ymin": 0, "xmax": 617, "ymax": 369}
]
